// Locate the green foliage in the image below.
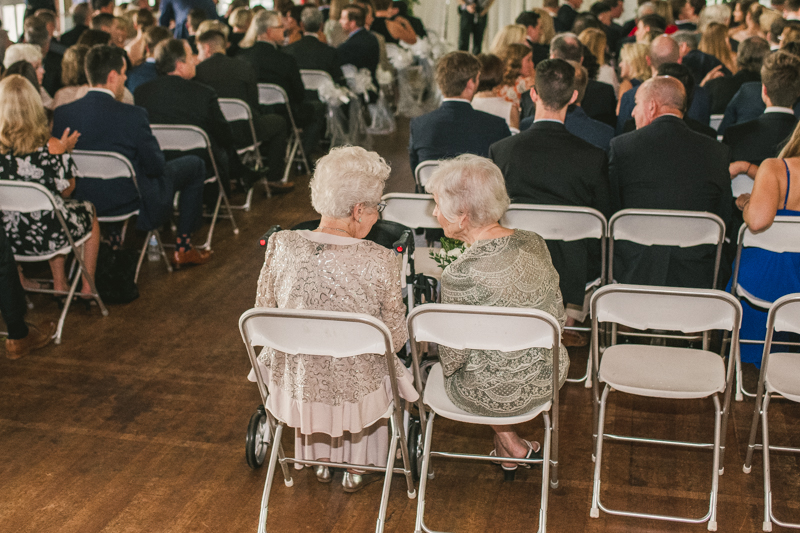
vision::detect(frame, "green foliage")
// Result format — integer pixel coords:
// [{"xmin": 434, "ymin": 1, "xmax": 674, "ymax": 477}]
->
[{"xmin": 429, "ymin": 237, "xmax": 466, "ymax": 270}]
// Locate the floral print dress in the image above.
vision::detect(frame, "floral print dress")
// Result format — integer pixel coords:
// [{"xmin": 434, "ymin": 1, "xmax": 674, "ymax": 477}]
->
[{"xmin": 1, "ymin": 146, "xmax": 94, "ymax": 256}]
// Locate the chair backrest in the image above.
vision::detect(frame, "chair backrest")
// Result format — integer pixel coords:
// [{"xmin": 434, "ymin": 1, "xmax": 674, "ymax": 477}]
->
[
  {"xmin": 71, "ymin": 150, "xmax": 136, "ymax": 184},
  {"xmin": 502, "ymin": 204, "xmax": 607, "ymax": 242},
  {"xmin": 737, "ymin": 217, "xmax": 800, "ymax": 254},
  {"xmin": 381, "ymin": 193, "xmax": 440, "ymax": 229},
  {"xmin": 731, "ymin": 173, "xmax": 753, "ymax": 197},
  {"xmin": 0, "ymin": 179, "xmax": 58, "ymax": 213},
  {"xmin": 414, "ymin": 161, "xmax": 439, "ymax": 190},
  {"xmin": 218, "ymin": 98, "xmax": 252, "ymax": 123},
  {"xmin": 300, "ymin": 69, "xmax": 335, "ymax": 92},
  {"xmin": 257, "ymin": 83, "xmax": 289, "ymax": 107},
  {"xmin": 769, "ymin": 293, "xmax": 800, "ymax": 336},
  {"xmin": 150, "ymin": 124, "xmax": 211, "ymax": 152},
  {"xmin": 710, "ymin": 114, "xmax": 724, "ymax": 131}
]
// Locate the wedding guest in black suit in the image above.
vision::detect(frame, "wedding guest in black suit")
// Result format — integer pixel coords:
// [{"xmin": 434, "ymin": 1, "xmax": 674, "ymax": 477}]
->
[
  {"xmin": 59, "ymin": 3, "xmax": 90, "ymax": 47},
  {"xmin": 724, "ymin": 50, "xmax": 800, "ymax": 165},
  {"xmin": 673, "ymin": 30, "xmax": 728, "ymax": 85},
  {"xmin": 556, "ymin": 0, "xmax": 583, "ymax": 32},
  {"xmin": 491, "ymin": 58, "xmax": 609, "ymax": 337},
  {"xmin": 24, "ymin": 15, "xmax": 60, "ymax": 97},
  {"xmin": 283, "ymin": 7, "xmax": 345, "ymax": 86},
  {"xmin": 195, "ymin": 29, "xmax": 291, "ymax": 190},
  {"xmin": 705, "ymin": 36, "xmax": 769, "ymax": 114},
  {"xmin": 516, "ymin": 11, "xmax": 550, "ymax": 65},
  {"xmin": 457, "ymin": 0, "xmax": 496, "ymax": 54},
  {"xmin": 408, "ymin": 51, "xmax": 510, "ymax": 174},
  {"xmin": 337, "ymin": 5, "xmax": 380, "ymax": 78},
  {"xmin": 609, "ymin": 76, "xmax": 732, "ymax": 289},
  {"xmin": 125, "ymin": 26, "xmax": 171, "ymax": 93},
  {"xmin": 52, "ymin": 45, "xmax": 211, "ymax": 268}
]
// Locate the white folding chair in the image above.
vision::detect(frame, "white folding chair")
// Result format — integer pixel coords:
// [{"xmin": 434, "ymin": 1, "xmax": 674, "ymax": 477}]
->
[
  {"xmin": 257, "ymin": 83, "xmax": 311, "ymax": 182},
  {"xmin": 710, "ymin": 114, "xmax": 724, "ymax": 132},
  {"xmin": 742, "ymin": 293, "xmax": 800, "ymax": 532},
  {"xmin": 503, "ymin": 204, "xmax": 608, "ymax": 387},
  {"xmin": 608, "ymin": 208, "xmax": 727, "ymax": 349},
  {"xmin": 380, "ymin": 193, "xmax": 442, "ymax": 280},
  {"xmin": 0, "ymin": 180, "xmax": 109, "ymax": 344},
  {"xmin": 71, "ymin": 150, "xmax": 172, "ymax": 283},
  {"xmin": 408, "ymin": 303, "xmax": 562, "ymax": 533},
  {"xmin": 589, "ymin": 284, "xmax": 741, "ymax": 531},
  {"xmin": 300, "ymin": 69, "xmax": 335, "ymax": 93},
  {"xmin": 729, "ymin": 218, "xmax": 800, "ymax": 401},
  {"xmin": 150, "ymin": 124, "xmax": 239, "ymax": 250},
  {"xmin": 732, "ymin": 173, "xmax": 754, "ymax": 198},
  {"xmin": 218, "ymin": 98, "xmax": 268, "ymax": 211},
  {"xmin": 238, "ymin": 308, "xmax": 416, "ymax": 533},
  {"xmin": 413, "ymin": 161, "xmax": 439, "ymax": 193}
]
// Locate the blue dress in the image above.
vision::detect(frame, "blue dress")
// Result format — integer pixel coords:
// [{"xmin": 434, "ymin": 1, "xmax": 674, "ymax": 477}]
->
[{"xmin": 729, "ymin": 160, "xmax": 800, "ymax": 364}]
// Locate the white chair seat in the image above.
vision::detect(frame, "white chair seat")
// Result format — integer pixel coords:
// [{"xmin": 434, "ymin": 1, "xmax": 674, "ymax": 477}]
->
[
  {"xmin": 766, "ymin": 352, "xmax": 800, "ymax": 402},
  {"xmin": 97, "ymin": 209, "xmax": 139, "ymax": 224},
  {"xmin": 14, "ymin": 231, "xmax": 92, "ymax": 263},
  {"xmin": 599, "ymin": 344, "xmax": 725, "ymax": 399},
  {"xmin": 424, "ymin": 363, "xmax": 551, "ymax": 425}
]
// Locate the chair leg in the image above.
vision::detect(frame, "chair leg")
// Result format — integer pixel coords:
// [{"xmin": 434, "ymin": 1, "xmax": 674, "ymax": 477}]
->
[
  {"xmin": 217, "ymin": 183, "xmax": 239, "ymax": 236},
  {"xmin": 414, "ymin": 411, "xmax": 436, "ymax": 533},
  {"xmin": 584, "ymin": 355, "xmax": 593, "ymax": 389},
  {"xmin": 744, "ymin": 368, "xmax": 768, "ymax": 474},
  {"xmin": 53, "ymin": 264, "xmax": 82, "ymax": 345},
  {"xmin": 282, "ymin": 137, "xmax": 300, "ymax": 183},
  {"xmin": 376, "ymin": 416, "xmax": 400, "ymax": 533},
  {"xmin": 735, "ymin": 346, "xmax": 745, "ymax": 402},
  {"xmin": 258, "ymin": 422, "xmax": 285, "ymax": 533},
  {"xmin": 201, "ymin": 190, "xmax": 223, "ymax": 250},
  {"xmin": 708, "ymin": 394, "xmax": 723, "ymax": 531},
  {"xmin": 538, "ymin": 412, "xmax": 553, "ymax": 533},
  {"xmin": 590, "ymin": 384, "xmax": 610, "ymax": 518},
  {"xmin": 762, "ymin": 393, "xmax": 773, "ymax": 532},
  {"xmin": 153, "ymin": 230, "xmax": 173, "ymax": 275}
]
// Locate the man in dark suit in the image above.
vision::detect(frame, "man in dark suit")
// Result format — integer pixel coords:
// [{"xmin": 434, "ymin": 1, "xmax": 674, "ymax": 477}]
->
[
  {"xmin": 491, "ymin": 59, "xmax": 610, "ymax": 331},
  {"xmin": 283, "ymin": 7, "xmax": 345, "ymax": 86},
  {"xmin": 238, "ymin": 9, "xmax": 324, "ymax": 157},
  {"xmin": 609, "ymin": 76, "xmax": 732, "ymax": 289},
  {"xmin": 337, "ymin": 5, "xmax": 380, "ymax": 78},
  {"xmin": 550, "ymin": 32, "xmax": 616, "ymax": 127},
  {"xmin": 723, "ymin": 50, "xmax": 800, "ymax": 165},
  {"xmin": 556, "ymin": 0, "xmax": 583, "ymax": 32},
  {"xmin": 59, "ymin": 2, "xmax": 90, "ymax": 47},
  {"xmin": 703, "ymin": 36, "xmax": 768, "ymax": 114},
  {"xmin": 195, "ymin": 29, "xmax": 290, "ymax": 189},
  {"xmin": 158, "ymin": 0, "xmax": 219, "ymax": 39},
  {"xmin": 719, "ymin": 79, "xmax": 800, "ymax": 135},
  {"xmin": 52, "ymin": 45, "xmax": 211, "ymax": 267},
  {"xmin": 24, "ymin": 16, "xmax": 61, "ymax": 97},
  {"xmin": 673, "ymin": 30, "xmax": 729, "ymax": 84},
  {"xmin": 516, "ymin": 11, "xmax": 550, "ymax": 65},
  {"xmin": 125, "ymin": 26, "xmax": 171, "ymax": 93},
  {"xmin": 408, "ymin": 51, "xmax": 510, "ymax": 174}
]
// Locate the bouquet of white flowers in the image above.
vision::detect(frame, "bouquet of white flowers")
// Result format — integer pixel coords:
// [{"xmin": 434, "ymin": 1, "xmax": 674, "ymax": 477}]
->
[{"xmin": 429, "ymin": 237, "xmax": 466, "ymax": 270}]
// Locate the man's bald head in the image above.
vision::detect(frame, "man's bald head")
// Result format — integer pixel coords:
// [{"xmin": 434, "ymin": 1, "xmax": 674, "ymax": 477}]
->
[
  {"xmin": 633, "ymin": 76, "xmax": 686, "ymax": 128},
  {"xmin": 648, "ymin": 35, "xmax": 679, "ymax": 71}
]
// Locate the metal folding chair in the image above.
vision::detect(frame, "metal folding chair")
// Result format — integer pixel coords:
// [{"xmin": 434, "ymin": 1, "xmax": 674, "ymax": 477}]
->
[
  {"xmin": 502, "ymin": 204, "xmax": 608, "ymax": 386},
  {"xmin": 0, "ymin": 180, "xmax": 109, "ymax": 344},
  {"xmin": 729, "ymin": 218, "xmax": 800, "ymax": 401},
  {"xmin": 380, "ymin": 193, "xmax": 442, "ymax": 280},
  {"xmin": 742, "ymin": 293, "xmax": 800, "ymax": 532},
  {"xmin": 150, "ymin": 124, "xmax": 239, "ymax": 250},
  {"xmin": 300, "ymin": 69, "xmax": 334, "ymax": 93},
  {"xmin": 608, "ymin": 208, "xmax": 726, "ymax": 349},
  {"xmin": 589, "ymin": 284, "xmax": 741, "ymax": 531},
  {"xmin": 413, "ymin": 161, "xmax": 439, "ymax": 193},
  {"xmin": 218, "ymin": 97, "xmax": 267, "ymax": 211},
  {"xmin": 732, "ymin": 172, "xmax": 754, "ymax": 197},
  {"xmin": 239, "ymin": 307, "xmax": 416, "ymax": 533},
  {"xmin": 71, "ymin": 150, "xmax": 172, "ymax": 283},
  {"xmin": 257, "ymin": 83, "xmax": 311, "ymax": 182},
  {"xmin": 408, "ymin": 303, "xmax": 562, "ymax": 533}
]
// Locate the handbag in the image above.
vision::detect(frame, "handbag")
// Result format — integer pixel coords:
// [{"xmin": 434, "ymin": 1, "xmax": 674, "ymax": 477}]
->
[{"xmin": 94, "ymin": 243, "xmax": 139, "ymax": 304}]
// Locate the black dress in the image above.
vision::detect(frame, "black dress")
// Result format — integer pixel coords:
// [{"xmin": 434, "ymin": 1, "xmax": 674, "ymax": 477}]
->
[{"xmin": 0, "ymin": 146, "xmax": 94, "ymax": 256}]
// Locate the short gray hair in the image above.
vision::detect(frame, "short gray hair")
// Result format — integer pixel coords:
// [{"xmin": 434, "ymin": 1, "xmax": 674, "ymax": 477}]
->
[
  {"xmin": 698, "ymin": 4, "xmax": 731, "ymax": 33},
  {"xmin": 310, "ymin": 146, "xmax": 391, "ymax": 219},
  {"xmin": 301, "ymin": 6, "xmax": 323, "ymax": 33},
  {"xmin": 3, "ymin": 44, "xmax": 42, "ymax": 70},
  {"xmin": 424, "ymin": 155, "xmax": 510, "ymax": 227},
  {"xmin": 240, "ymin": 9, "xmax": 281, "ymax": 48},
  {"xmin": 672, "ymin": 30, "xmax": 698, "ymax": 50}
]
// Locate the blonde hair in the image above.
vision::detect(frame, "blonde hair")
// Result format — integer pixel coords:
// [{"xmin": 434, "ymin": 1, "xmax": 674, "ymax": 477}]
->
[
  {"xmin": 759, "ymin": 8, "xmax": 781, "ymax": 35},
  {"xmin": 779, "ymin": 121, "xmax": 800, "ymax": 159},
  {"xmin": 699, "ymin": 22, "xmax": 738, "ymax": 74},
  {"xmin": 698, "ymin": 4, "xmax": 731, "ymax": 33},
  {"xmin": 330, "ymin": 0, "xmax": 350, "ymax": 21},
  {"xmin": 310, "ymin": 146, "xmax": 390, "ymax": 219},
  {"xmin": 229, "ymin": 7, "xmax": 252, "ymax": 31},
  {"xmin": 0, "ymin": 75, "xmax": 50, "ymax": 155},
  {"xmin": 651, "ymin": 0, "xmax": 674, "ymax": 26},
  {"xmin": 489, "ymin": 24, "xmax": 526, "ymax": 56},
  {"xmin": 196, "ymin": 19, "xmax": 230, "ymax": 38},
  {"xmin": 240, "ymin": 9, "xmax": 281, "ymax": 48},
  {"xmin": 579, "ymin": 27, "xmax": 607, "ymax": 65},
  {"xmin": 533, "ymin": 8, "xmax": 555, "ymax": 45},
  {"xmin": 620, "ymin": 43, "xmax": 651, "ymax": 82}
]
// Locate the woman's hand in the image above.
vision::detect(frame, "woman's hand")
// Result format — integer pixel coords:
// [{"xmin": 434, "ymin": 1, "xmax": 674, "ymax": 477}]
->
[
  {"xmin": 730, "ymin": 160, "xmax": 756, "ymax": 178},
  {"xmin": 48, "ymin": 128, "xmax": 80, "ymax": 155},
  {"xmin": 735, "ymin": 193, "xmax": 751, "ymax": 211},
  {"xmin": 699, "ymin": 65, "xmax": 724, "ymax": 87}
]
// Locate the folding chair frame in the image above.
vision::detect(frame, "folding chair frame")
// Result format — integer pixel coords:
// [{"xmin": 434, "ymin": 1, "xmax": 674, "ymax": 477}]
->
[
  {"xmin": 408, "ymin": 304, "xmax": 562, "ymax": 533},
  {"xmin": 413, "ymin": 161, "xmax": 439, "ymax": 193},
  {"xmin": 238, "ymin": 308, "xmax": 416, "ymax": 533},
  {"xmin": 589, "ymin": 285, "xmax": 741, "ymax": 531},
  {"xmin": 218, "ymin": 97, "xmax": 268, "ymax": 211},
  {"xmin": 257, "ymin": 83, "xmax": 311, "ymax": 182},
  {"xmin": 742, "ymin": 294, "xmax": 800, "ymax": 532},
  {"xmin": 150, "ymin": 124, "xmax": 239, "ymax": 250},
  {"xmin": 0, "ymin": 180, "xmax": 109, "ymax": 344}
]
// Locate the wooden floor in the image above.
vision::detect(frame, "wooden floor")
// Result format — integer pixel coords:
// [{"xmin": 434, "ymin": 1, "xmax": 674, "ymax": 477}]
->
[{"xmin": 3, "ymin": 118, "xmax": 800, "ymax": 533}]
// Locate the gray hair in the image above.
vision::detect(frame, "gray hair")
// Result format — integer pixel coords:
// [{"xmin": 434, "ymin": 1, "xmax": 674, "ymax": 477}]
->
[
  {"xmin": 698, "ymin": 4, "xmax": 731, "ymax": 33},
  {"xmin": 240, "ymin": 9, "xmax": 281, "ymax": 48},
  {"xmin": 310, "ymin": 146, "xmax": 391, "ymax": 219},
  {"xmin": 637, "ymin": 2, "xmax": 656, "ymax": 18},
  {"xmin": 301, "ymin": 6, "xmax": 323, "ymax": 33},
  {"xmin": 4, "ymin": 44, "xmax": 43, "ymax": 70},
  {"xmin": 424, "ymin": 155, "xmax": 510, "ymax": 227},
  {"xmin": 672, "ymin": 30, "xmax": 698, "ymax": 50},
  {"xmin": 550, "ymin": 32, "xmax": 583, "ymax": 62}
]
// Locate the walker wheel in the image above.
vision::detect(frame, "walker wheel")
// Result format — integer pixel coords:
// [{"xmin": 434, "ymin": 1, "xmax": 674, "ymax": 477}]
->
[
  {"xmin": 407, "ymin": 416, "xmax": 424, "ymax": 480},
  {"xmin": 245, "ymin": 405, "xmax": 269, "ymax": 469}
]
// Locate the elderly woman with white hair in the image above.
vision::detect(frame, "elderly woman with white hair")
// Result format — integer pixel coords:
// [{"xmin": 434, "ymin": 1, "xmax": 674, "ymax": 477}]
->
[
  {"xmin": 254, "ymin": 146, "xmax": 418, "ymax": 492},
  {"xmin": 3, "ymin": 43, "xmax": 53, "ymax": 109},
  {"xmin": 425, "ymin": 154, "xmax": 569, "ymax": 475}
]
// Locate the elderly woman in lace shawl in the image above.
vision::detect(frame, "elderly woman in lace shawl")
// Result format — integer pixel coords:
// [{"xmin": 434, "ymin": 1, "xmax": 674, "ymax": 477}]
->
[
  {"xmin": 253, "ymin": 146, "xmax": 418, "ymax": 493},
  {"xmin": 425, "ymin": 154, "xmax": 569, "ymax": 473}
]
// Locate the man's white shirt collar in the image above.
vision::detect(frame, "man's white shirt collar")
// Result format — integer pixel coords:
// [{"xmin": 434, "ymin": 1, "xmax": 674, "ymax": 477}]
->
[
  {"xmin": 442, "ymin": 97, "xmax": 471, "ymax": 104},
  {"xmin": 533, "ymin": 118, "xmax": 563, "ymax": 124},
  {"xmin": 765, "ymin": 106, "xmax": 795, "ymax": 115}
]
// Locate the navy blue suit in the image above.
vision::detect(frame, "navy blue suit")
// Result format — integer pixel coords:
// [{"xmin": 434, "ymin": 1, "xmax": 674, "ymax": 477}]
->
[
  {"xmin": 337, "ymin": 28, "xmax": 380, "ymax": 78},
  {"xmin": 158, "ymin": 0, "xmax": 219, "ymax": 39},
  {"xmin": 408, "ymin": 100, "xmax": 511, "ymax": 172},
  {"xmin": 723, "ymin": 111, "xmax": 798, "ymax": 165},
  {"xmin": 523, "ymin": 106, "xmax": 615, "ymax": 152},
  {"xmin": 617, "ymin": 83, "xmax": 711, "ymax": 134},
  {"xmin": 718, "ymin": 81, "xmax": 800, "ymax": 135},
  {"xmin": 125, "ymin": 60, "xmax": 158, "ymax": 94}
]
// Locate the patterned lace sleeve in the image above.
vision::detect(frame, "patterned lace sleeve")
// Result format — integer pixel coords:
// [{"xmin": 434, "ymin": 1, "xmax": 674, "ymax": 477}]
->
[
  {"xmin": 254, "ymin": 232, "xmax": 278, "ymax": 308},
  {"xmin": 377, "ymin": 248, "xmax": 408, "ymax": 353}
]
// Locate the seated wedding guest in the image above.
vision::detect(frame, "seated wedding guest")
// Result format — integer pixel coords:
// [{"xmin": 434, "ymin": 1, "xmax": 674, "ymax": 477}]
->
[
  {"xmin": 353, "ymin": 1, "xmax": 394, "ymax": 80},
  {"xmin": 557, "ymin": 0, "xmax": 582, "ymax": 33},
  {"xmin": 492, "ymin": 59, "xmax": 609, "ymax": 342},
  {"xmin": 124, "ymin": 7, "xmax": 155, "ymax": 67},
  {"xmin": 254, "ymin": 146, "xmax": 418, "ymax": 491},
  {"xmin": 125, "ymin": 25, "xmax": 171, "ymax": 93},
  {"xmin": 281, "ymin": 4, "xmax": 304, "ymax": 45},
  {"xmin": 0, "ymin": 75, "xmax": 100, "ymax": 302},
  {"xmin": 4, "ymin": 44, "xmax": 53, "ymax": 110},
  {"xmin": 672, "ymin": 31, "xmax": 727, "ymax": 84},
  {"xmin": 673, "ymin": 0, "xmax": 702, "ymax": 31},
  {"xmin": 337, "ymin": 5, "xmax": 380, "ymax": 79},
  {"xmin": 731, "ymin": 2, "xmax": 765, "ymax": 42},
  {"xmin": 579, "ymin": 27, "xmax": 618, "ymax": 96},
  {"xmin": 516, "ymin": 11, "xmax": 550, "ymax": 65},
  {"xmin": 52, "ymin": 45, "xmax": 211, "ymax": 268},
  {"xmin": 424, "ymin": 154, "xmax": 568, "ymax": 470},
  {"xmin": 609, "ymin": 76, "xmax": 731, "ymax": 288},
  {"xmin": 24, "ymin": 15, "xmax": 61, "ymax": 98},
  {"xmin": 727, "ymin": 121, "xmax": 800, "ymax": 365},
  {"xmin": 284, "ymin": 7, "xmax": 345, "ymax": 86},
  {"xmin": 724, "ymin": 50, "xmax": 800, "ymax": 165},
  {"xmin": 372, "ymin": 0, "xmax": 416, "ymax": 45},
  {"xmin": 33, "ymin": 9, "xmax": 65, "ymax": 55},
  {"xmin": 324, "ymin": 0, "xmax": 349, "ymax": 48},
  {"xmin": 492, "ymin": 43, "xmax": 534, "ymax": 108},
  {"xmin": 159, "ymin": 0, "xmax": 218, "ymax": 39},
  {"xmin": 76, "ymin": 29, "xmax": 113, "ymax": 48},
  {"xmin": 705, "ymin": 36, "xmax": 768, "ymax": 114},
  {"xmin": 408, "ymin": 51, "xmax": 510, "ymax": 174},
  {"xmin": 472, "ymin": 53, "xmax": 520, "ymax": 129},
  {"xmin": 700, "ymin": 22, "xmax": 738, "ymax": 75},
  {"xmin": 728, "ymin": 0, "xmax": 751, "ymax": 37},
  {"xmin": 617, "ymin": 42, "xmax": 650, "ymax": 100},
  {"xmin": 239, "ymin": 9, "xmax": 325, "ymax": 157},
  {"xmin": 227, "ymin": 7, "xmax": 252, "ymax": 57},
  {"xmin": 195, "ymin": 29, "xmax": 291, "ymax": 191},
  {"xmin": 393, "ymin": 1, "xmax": 426, "ymax": 38},
  {"xmin": 488, "ymin": 24, "xmax": 526, "ymax": 57},
  {"xmin": 550, "ymin": 32, "xmax": 617, "ymax": 127},
  {"xmin": 185, "ymin": 8, "xmax": 208, "ymax": 52},
  {"xmin": 60, "ymin": 2, "xmax": 90, "ymax": 47}
]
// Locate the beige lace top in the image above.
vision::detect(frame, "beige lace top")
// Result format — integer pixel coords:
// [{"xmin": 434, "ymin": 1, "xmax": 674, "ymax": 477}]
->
[{"xmin": 440, "ymin": 230, "xmax": 569, "ymax": 417}]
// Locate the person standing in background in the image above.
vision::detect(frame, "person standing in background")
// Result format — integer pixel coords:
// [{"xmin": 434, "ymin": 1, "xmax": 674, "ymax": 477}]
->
[{"xmin": 458, "ymin": 0, "xmax": 496, "ymax": 54}]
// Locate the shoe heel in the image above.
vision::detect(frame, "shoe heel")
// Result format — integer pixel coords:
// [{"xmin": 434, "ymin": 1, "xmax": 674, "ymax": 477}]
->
[{"xmin": 503, "ymin": 469, "xmax": 516, "ymax": 482}]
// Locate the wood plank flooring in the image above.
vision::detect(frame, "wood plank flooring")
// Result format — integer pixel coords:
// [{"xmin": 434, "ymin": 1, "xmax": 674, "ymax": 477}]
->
[{"xmin": 2, "ymin": 118, "xmax": 800, "ymax": 532}]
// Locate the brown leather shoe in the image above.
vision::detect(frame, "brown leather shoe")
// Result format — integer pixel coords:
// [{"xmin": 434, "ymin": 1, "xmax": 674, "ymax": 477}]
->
[
  {"xmin": 172, "ymin": 247, "xmax": 213, "ymax": 269},
  {"xmin": 267, "ymin": 181, "xmax": 295, "ymax": 193},
  {"xmin": 5, "ymin": 321, "xmax": 56, "ymax": 360}
]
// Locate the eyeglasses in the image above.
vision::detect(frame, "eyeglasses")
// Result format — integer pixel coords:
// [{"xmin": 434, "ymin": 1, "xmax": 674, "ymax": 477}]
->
[{"xmin": 377, "ymin": 202, "xmax": 386, "ymax": 213}]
